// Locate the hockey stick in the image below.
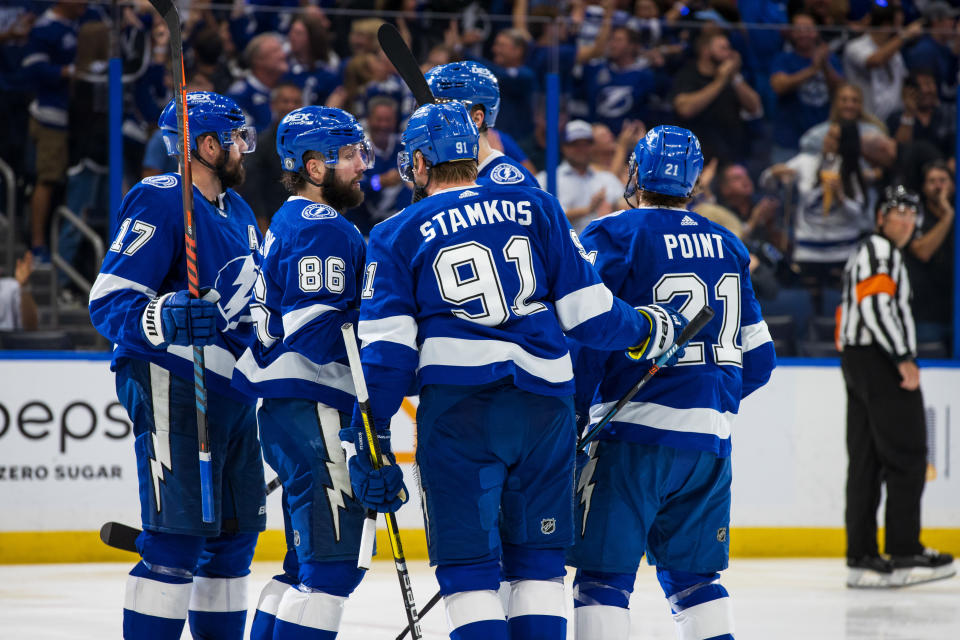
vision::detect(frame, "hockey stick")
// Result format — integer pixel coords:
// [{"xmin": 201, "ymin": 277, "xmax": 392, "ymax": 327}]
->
[
  {"xmin": 146, "ymin": 0, "xmax": 214, "ymax": 523},
  {"xmin": 395, "ymin": 589, "xmax": 442, "ymax": 640},
  {"xmin": 99, "ymin": 477, "xmax": 282, "ymax": 553},
  {"xmin": 377, "ymin": 23, "xmax": 436, "ymax": 106},
  {"xmin": 341, "ymin": 322, "xmax": 422, "ymax": 640},
  {"xmin": 577, "ymin": 305, "xmax": 716, "ymax": 452}
]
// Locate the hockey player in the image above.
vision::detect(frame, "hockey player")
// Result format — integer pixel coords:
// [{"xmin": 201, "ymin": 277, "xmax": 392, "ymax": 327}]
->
[
  {"xmin": 232, "ymin": 106, "xmax": 374, "ymax": 639},
  {"xmin": 88, "ymin": 92, "xmax": 265, "ymax": 640},
  {"xmin": 425, "ymin": 61, "xmax": 539, "ymax": 189},
  {"xmin": 567, "ymin": 126, "xmax": 777, "ymax": 640},
  {"xmin": 342, "ymin": 101, "xmax": 688, "ymax": 640}
]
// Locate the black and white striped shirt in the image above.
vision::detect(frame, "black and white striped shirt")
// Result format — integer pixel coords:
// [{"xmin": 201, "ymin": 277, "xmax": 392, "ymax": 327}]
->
[{"xmin": 839, "ymin": 232, "xmax": 916, "ymax": 361}]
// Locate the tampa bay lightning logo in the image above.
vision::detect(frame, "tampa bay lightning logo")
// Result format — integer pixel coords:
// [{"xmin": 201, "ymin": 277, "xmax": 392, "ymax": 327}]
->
[
  {"xmin": 490, "ymin": 163, "xmax": 525, "ymax": 185},
  {"xmin": 142, "ymin": 175, "xmax": 178, "ymax": 189},
  {"xmin": 302, "ymin": 203, "xmax": 338, "ymax": 220},
  {"xmin": 213, "ymin": 254, "xmax": 259, "ymax": 330}
]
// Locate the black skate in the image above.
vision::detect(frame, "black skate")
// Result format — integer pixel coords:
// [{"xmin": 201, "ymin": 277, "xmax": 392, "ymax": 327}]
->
[
  {"xmin": 846, "ymin": 555, "xmax": 897, "ymax": 588},
  {"xmin": 890, "ymin": 548, "xmax": 956, "ymax": 586}
]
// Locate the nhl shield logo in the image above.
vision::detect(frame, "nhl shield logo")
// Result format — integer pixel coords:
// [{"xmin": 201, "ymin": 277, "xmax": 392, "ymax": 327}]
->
[
  {"xmin": 541, "ymin": 518, "xmax": 556, "ymax": 535},
  {"xmin": 491, "ymin": 163, "xmax": 525, "ymax": 185},
  {"xmin": 284, "ymin": 157, "xmax": 296, "ymax": 170},
  {"xmin": 294, "ymin": 530, "xmax": 301, "ymax": 546},
  {"xmin": 717, "ymin": 527, "xmax": 727, "ymax": 543}
]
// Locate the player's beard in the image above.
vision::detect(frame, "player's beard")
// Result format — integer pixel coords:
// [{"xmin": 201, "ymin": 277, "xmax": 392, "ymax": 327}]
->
[
  {"xmin": 217, "ymin": 151, "xmax": 246, "ymax": 190},
  {"xmin": 322, "ymin": 169, "xmax": 364, "ymax": 212}
]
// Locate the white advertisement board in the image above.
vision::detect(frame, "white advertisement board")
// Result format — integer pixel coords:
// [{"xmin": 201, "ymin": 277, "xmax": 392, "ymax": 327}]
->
[{"xmin": 1, "ymin": 357, "xmax": 958, "ymax": 538}]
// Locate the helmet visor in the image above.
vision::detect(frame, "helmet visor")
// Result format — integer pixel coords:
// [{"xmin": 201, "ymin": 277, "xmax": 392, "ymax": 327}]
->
[
  {"xmin": 397, "ymin": 149, "xmax": 414, "ymax": 183},
  {"xmin": 230, "ymin": 126, "xmax": 258, "ymax": 154},
  {"xmin": 623, "ymin": 152, "xmax": 639, "ymax": 200},
  {"xmin": 334, "ymin": 139, "xmax": 375, "ymax": 170}
]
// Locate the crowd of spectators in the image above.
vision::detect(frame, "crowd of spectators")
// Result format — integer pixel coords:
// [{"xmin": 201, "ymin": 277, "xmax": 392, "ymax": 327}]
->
[{"xmin": 0, "ymin": 0, "xmax": 956, "ymax": 355}]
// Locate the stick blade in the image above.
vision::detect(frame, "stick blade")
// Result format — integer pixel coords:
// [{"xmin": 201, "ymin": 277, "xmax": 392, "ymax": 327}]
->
[
  {"xmin": 377, "ymin": 23, "xmax": 435, "ymax": 106},
  {"xmin": 100, "ymin": 522, "xmax": 141, "ymax": 554}
]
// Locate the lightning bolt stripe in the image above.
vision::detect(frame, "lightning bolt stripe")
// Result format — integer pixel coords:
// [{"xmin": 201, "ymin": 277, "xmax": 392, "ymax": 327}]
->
[
  {"xmin": 317, "ymin": 404, "xmax": 353, "ymax": 542},
  {"xmin": 149, "ymin": 363, "xmax": 174, "ymax": 511},
  {"xmin": 577, "ymin": 442, "xmax": 600, "ymax": 537}
]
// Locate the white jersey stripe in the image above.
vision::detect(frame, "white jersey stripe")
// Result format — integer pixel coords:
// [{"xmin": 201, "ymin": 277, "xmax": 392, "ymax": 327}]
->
[
  {"xmin": 589, "ymin": 400, "xmax": 735, "ymax": 439},
  {"xmin": 167, "ymin": 344, "xmax": 238, "ymax": 380},
  {"xmin": 555, "ymin": 283, "xmax": 614, "ymax": 331},
  {"xmin": 419, "ymin": 336, "xmax": 573, "ymax": 384},
  {"xmin": 741, "ymin": 321, "xmax": 772, "ymax": 353},
  {"xmin": 89, "ymin": 272, "xmax": 157, "ymax": 302},
  {"xmin": 275, "ymin": 588, "xmax": 346, "ymax": 631},
  {"xmin": 235, "ymin": 350, "xmax": 354, "ymax": 394},
  {"xmin": 358, "ymin": 315, "xmax": 419, "ymax": 351},
  {"xmin": 282, "ymin": 303, "xmax": 338, "ymax": 338}
]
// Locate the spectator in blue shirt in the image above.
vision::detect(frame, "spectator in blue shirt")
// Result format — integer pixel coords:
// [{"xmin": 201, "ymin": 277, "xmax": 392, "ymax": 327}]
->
[
  {"xmin": 227, "ymin": 31, "xmax": 288, "ymax": 133},
  {"xmin": 347, "ymin": 94, "xmax": 411, "ymax": 236},
  {"xmin": 283, "ymin": 12, "xmax": 340, "ymax": 106},
  {"xmin": 770, "ymin": 12, "xmax": 843, "ymax": 162},
  {"xmin": 21, "ymin": 0, "xmax": 85, "ymax": 261},
  {"xmin": 473, "ymin": 28, "xmax": 537, "ymax": 155},
  {"xmin": 582, "ymin": 25, "xmax": 656, "ymax": 136},
  {"xmin": 904, "ymin": 1, "xmax": 958, "ymax": 106}
]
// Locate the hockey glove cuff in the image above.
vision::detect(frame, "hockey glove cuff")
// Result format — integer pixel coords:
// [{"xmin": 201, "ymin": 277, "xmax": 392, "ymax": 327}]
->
[
  {"xmin": 626, "ymin": 304, "xmax": 688, "ymax": 362},
  {"xmin": 140, "ymin": 290, "xmax": 220, "ymax": 349},
  {"xmin": 340, "ymin": 423, "xmax": 407, "ymax": 513}
]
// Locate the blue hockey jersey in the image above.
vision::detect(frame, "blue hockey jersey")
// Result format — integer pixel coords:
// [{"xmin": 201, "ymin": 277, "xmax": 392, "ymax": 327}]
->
[
  {"xmin": 358, "ymin": 183, "xmax": 651, "ymax": 418},
  {"xmin": 89, "ymin": 173, "xmax": 262, "ymax": 402},
  {"xmin": 476, "ymin": 150, "xmax": 539, "ymax": 189},
  {"xmin": 21, "ymin": 8, "xmax": 77, "ymax": 129},
  {"xmin": 232, "ymin": 197, "xmax": 365, "ymax": 412},
  {"xmin": 574, "ymin": 207, "xmax": 776, "ymax": 457}
]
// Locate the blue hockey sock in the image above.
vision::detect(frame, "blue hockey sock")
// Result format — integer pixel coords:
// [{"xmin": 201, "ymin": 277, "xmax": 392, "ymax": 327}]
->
[
  {"xmin": 123, "ymin": 561, "xmax": 192, "ymax": 640},
  {"xmin": 506, "ymin": 579, "xmax": 566, "ymax": 640},
  {"xmin": 572, "ymin": 570, "xmax": 634, "ymax": 640},
  {"xmin": 445, "ymin": 590, "xmax": 508, "ymax": 640},
  {"xmin": 250, "ymin": 574, "xmax": 298, "ymax": 640},
  {"xmin": 187, "ymin": 576, "xmax": 249, "ymax": 640},
  {"xmin": 273, "ymin": 587, "xmax": 345, "ymax": 639}
]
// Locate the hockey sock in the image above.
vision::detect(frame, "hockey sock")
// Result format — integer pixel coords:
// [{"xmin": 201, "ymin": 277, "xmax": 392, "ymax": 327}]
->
[
  {"xmin": 123, "ymin": 560, "xmax": 192, "ymax": 640},
  {"xmin": 250, "ymin": 574, "xmax": 298, "ymax": 640},
  {"xmin": 572, "ymin": 570, "xmax": 634, "ymax": 640},
  {"xmin": 507, "ymin": 579, "xmax": 566, "ymax": 640},
  {"xmin": 187, "ymin": 575, "xmax": 249, "ymax": 640},
  {"xmin": 444, "ymin": 590, "xmax": 508, "ymax": 640},
  {"xmin": 658, "ymin": 569, "xmax": 734, "ymax": 640},
  {"xmin": 273, "ymin": 587, "xmax": 346, "ymax": 639}
]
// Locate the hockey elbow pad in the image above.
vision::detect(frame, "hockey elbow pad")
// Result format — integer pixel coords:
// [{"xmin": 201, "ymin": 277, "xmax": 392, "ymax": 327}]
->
[
  {"xmin": 626, "ymin": 304, "xmax": 687, "ymax": 362},
  {"xmin": 140, "ymin": 290, "xmax": 219, "ymax": 349}
]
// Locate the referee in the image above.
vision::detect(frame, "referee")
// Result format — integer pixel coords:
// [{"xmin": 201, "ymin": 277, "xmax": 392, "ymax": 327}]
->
[{"xmin": 838, "ymin": 185, "xmax": 955, "ymax": 588}]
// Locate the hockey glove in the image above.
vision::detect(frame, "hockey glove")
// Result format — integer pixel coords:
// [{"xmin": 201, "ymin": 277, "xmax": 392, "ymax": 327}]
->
[
  {"xmin": 340, "ymin": 422, "xmax": 408, "ymax": 513},
  {"xmin": 140, "ymin": 289, "xmax": 220, "ymax": 349},
  {"xmin": 626, "ymin": 304, "xmax": 688, "ymax": 363}
]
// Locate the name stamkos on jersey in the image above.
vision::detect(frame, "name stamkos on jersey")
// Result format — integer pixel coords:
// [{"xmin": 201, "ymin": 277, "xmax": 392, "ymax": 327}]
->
[
  {"xmin": 141, "ymin": 175, "xmax": 179, "ymax": 189},
  {"xmin": 664, "ymin": 232, "xmax": 726, "ymax": 260},
  {"xmin": 490, "ymin": 163, "xmax": 526, "ymax": 185},
  {"xmin": 302, "ymin": 203, "xmax": 338, "ymax": 220},
  {"xmin": 420, "ymin": 199, "xmax": 533, "ymax": 242}
]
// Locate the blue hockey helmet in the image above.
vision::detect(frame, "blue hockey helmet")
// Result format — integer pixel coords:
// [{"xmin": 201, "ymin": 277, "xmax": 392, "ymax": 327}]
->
[
  {"xmin": 398, "ymin": 102, "xmax": 479, "ymax": 182},
  {"xmin": 275, "ymin": 106, "xmax": 373, "ymax": 173},
  {"xmin": 159, "ymin": 91, "xmax": 256, "ymax": 156},
  {"xmin": 425, "ymin": 61, "xmax": 501, "ymax": 128},
  {"xmin": 625, "ymin": 125, "xmax": 703, "ymax": 200}
]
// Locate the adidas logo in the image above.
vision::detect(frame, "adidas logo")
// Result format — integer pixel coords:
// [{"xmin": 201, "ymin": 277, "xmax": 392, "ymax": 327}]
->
[
  {"xmin": 459, "ymin": 190, "xmax": 479, "ymax": 199},
  {"xmin": 681, "ymin": 215, "xmax": 697, "ymax": 226}
]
